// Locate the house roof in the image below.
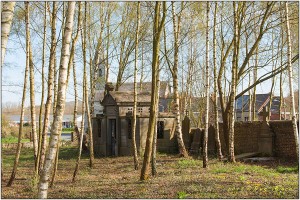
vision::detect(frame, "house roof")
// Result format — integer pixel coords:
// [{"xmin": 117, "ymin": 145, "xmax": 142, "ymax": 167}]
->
[
  {"xmin": 94, "ymin": 81, "xmax": 170, "ymax": 102},
  {"xmin": 101, "ymin": 91, "xmax": 152, "ymax": 106},
  {"xmin": 240, "ymin": 93, "xmax": 270, "ymax": 112}
]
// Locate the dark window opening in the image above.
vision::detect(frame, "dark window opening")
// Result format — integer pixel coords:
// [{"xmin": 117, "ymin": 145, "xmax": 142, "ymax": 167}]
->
[
  {"xmin": 99, "ymin": 68, "xmax": 102, "ymax": 77},
  {"xmin": 244, "ymin": 117, "xmax": 249, "ymax": 122},
  {"xmin": 128, "ymin": 119, "xmax": 132, "ymax": 139},
  {"xmin": 157, "ymin": 121, "xmax": 164, "ymax": 139},
  {"xmin": 97, "ymin": 119, "xmax": 102, "ymax": 137}
]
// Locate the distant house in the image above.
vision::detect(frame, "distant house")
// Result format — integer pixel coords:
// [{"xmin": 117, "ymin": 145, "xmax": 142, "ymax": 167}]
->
[{"xmin": 8, "ymin": 114, "xmax": 82, "ymax": 129}]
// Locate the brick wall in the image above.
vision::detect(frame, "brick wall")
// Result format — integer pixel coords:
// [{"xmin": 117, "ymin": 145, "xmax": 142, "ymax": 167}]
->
[
  {"xmin": 211, "ymin": 120, "xmax": 298, "ymax": 159},
  {"xmin": 216, "ymin": 122, "xmax": 261, "ymax": 154},
  {"xmin": 269, "ymin": 121, "xmax": 298, "ymax": 159}
]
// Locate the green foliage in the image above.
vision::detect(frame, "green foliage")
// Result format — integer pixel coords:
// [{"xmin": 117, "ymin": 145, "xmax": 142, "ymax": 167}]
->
[
  {"xmin": 62, "ymin": 127, "xmax": 74, "ymax": 132},
  {"xmin": 177, "ymin": 191, "xmax": 188, "ymax": 199},
  {"xmin": 276, "ymin": 166, "xmax": 298, "ymax": 173}
]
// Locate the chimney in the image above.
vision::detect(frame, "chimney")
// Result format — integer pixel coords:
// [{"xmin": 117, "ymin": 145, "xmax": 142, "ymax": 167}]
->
[{"xmin": 105, "ymin": 82, "xmax": 114, "ymax": 93}]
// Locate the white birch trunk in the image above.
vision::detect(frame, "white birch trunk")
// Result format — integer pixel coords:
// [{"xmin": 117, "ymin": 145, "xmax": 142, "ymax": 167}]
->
[
  {"xmin": 285, "ymin": 2, "xmax": 299, "ymax": 159},
  {"xmin": 38, "ymin": 2, "xmax": 76, "ymax": 198},
  {"xmin": 1, "ymin": 1, "xmax": 16, "ymax": 66}
]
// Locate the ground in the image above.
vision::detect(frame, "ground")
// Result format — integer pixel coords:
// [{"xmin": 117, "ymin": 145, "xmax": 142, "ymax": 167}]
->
[{"xmin": 1, "ymin": 146, "xmax": 299, "ymax": 199}]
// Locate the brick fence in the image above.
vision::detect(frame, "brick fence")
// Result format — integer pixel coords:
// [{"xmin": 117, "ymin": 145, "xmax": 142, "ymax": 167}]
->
[{"xmin": 207, "ymin": 120, "xmax": 298, "ymax": 159}]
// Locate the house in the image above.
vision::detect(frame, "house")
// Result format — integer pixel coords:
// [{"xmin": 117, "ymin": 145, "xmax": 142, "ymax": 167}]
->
[
  {"xmin": 236, "ymin": 93, "xmax": 283, "ymax": 121},
  {"xmin": 8, "ymin": 114, "xmax": 82, "ymax": 129},
  {"xmin": 92, "ymin": 83, "xmax": 177, "ymax": 156}
]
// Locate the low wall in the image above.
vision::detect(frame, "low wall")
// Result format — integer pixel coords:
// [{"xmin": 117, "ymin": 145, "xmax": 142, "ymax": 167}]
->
[
  {"xmin": 208, "ymin": 120, "xmax": 298, "ymax": 159},
  {"xmin": 269, "ymin": 121, "xmax": 298, "ymax": 159}
]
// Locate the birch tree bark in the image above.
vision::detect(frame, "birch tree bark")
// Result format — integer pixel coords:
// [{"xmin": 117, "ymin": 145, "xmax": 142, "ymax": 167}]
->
[
  {"xmin": 39, "ymin": 2, "xmax": 57, "ymax": 172},
  {"xmin": 140, "ymin": 2, "xmax": 166, "ymax": 181},
  {"xmin": 228, "ymin": 2, "xmax": 238, "ymax": 163},
  {"xmin": 38, "ymin": 2, "xmax": 76, "ymax": 198},
  {"xmin": 37, "ymin": 2, "xmax": 47, "ymax": 172},
  {"xmin": 132, "ymin": 1, "xmax": 140, "ymax": 170},
  {"xmin": 171, "ymin": 1, "xmax": 188, "ymax": 158},
  {"xmin": 285, "ymin": 2, "xmax": 299, "ymax": 159},
  {"xmin": 1, "ymin": 1, "xmax": 16, "ymax": 66},
  {"xmin": 6, "ymin": 8, "xmax": 29, "ymax": 185},
  {"xmin": 82, "ymin": 2, "xmax": 94, "ymax": 168},
  {"xmin": 25, "ymin": 2, "xmax": 39, "ymax": 174},
  {"xmin": 213, "ymin": 2, "xmax": 223, "ymax": 160},
  {"xmin": 72, "ymin": 66, "xmax": 86, "ymax": 182},
  {"xmin": 203, "ymin": 1, "xmax": 210, "ymax": 168}
]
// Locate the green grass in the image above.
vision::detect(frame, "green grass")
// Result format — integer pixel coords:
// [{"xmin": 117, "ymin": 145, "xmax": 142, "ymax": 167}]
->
[
  {"xmin": 177, "ymin": 159, "xmax": 201, "ymax": 169},
  {"xmin": 276, "ymin": 166, "xmax": 298, "ymax": 173},
  {"xmin": 1, "ymin": 149, "xmax": 298, "ymax": 199},
  {"xmin": 1, "ymin": 136, "xmax": 30, "ymax": 144}
]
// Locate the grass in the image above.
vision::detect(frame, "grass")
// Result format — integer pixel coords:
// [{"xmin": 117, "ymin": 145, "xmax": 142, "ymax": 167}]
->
[
  {"xmin": 1, "ymin": 147, "xmax": 298, "ymax": 199},
  {"xmin": 1, "ymin": 136, "xmax": 30, "ymax": 144}
]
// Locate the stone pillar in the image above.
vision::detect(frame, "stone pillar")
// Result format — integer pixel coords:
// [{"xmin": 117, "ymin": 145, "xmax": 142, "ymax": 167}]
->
[{"xmin": 258, "ymin": 106, "xmax": 274, "ymax": 156}]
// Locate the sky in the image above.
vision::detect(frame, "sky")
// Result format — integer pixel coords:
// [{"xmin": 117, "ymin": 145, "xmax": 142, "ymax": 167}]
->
[{"xmin": 2, "ymin": 2, "xmax": 299, "ymax": 108}]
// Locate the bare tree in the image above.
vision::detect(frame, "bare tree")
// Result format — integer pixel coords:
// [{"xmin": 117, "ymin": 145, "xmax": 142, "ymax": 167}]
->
[
  {"xmin": 132, "ymin": 1, "xmax": 140, "ymax": 170},
  {"xmin": 6, "ymin": 4, "xmax": 29, "ymax": 186},
  {"xmin": 37, "ymin": 1, "xmax": 47, "ymax": 173},
  {"xmin": 39, "ymin": 2, "xmax": 57, "ymax": 172},
  {"xmin": 212, "ymin": 2, "xmax": 223, "ymax": 160},
  {"xmin": 140, "ymin": 2, "xmax": 166, "ymax": 181},
  {"xmin": 203, "ymin": 1, "xmax": 210, "ymax": 168},
  {"xmin": 38, "ymin": 2, "xmax": 76, "ymax": 198},
  {"xmin": 285, "ymin": 2, "xmax": 299, "ymax": 159},
  {"xmin": 169, "ymin": 1, "xmax": 188, "ymax": 158}
]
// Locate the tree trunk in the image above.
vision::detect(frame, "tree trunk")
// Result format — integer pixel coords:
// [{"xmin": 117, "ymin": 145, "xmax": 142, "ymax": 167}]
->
[
  {"xmin": 1, "ymin": 1, "xmax": 16, "ymax": 66},
  {"xmin": 213, "ymin": 2, "xmax": 223, "ymax": 160},
  {"xmin": 132, "ymin": 1, "xmax": 140, "ymax": 170},
  {"xmin": 26, "ymin": 1, "xmax": 39, "ymax": 174},
  {"xmin": 37, "ymin": 1, "xmax": 47, "ymax": 173},
  {"xmin": 72, "ymin": 71, "xmax": 86, "ymax": 182},
  {"xmin": 152, "ymin": 80, "xmax": 160, "ymax": 176},
  {"xmin": 285, "ymin": 2, "xmax": 299, "ymax": 159},
  {"xmin": 171, "ymin": 2, "xmax": 188, "ymax": 158},
  {"xmin": 38, "ymin": 2, "xmax": 76, "ymax": 198},
  {"xmin": 6, "ymin": 13, "xmax": 30, "ymax": 186},
  {"xmin": 140, "ymin": 2, "xmax": 166, "ymax": 181},
  {"xmin": 203, "ymin": 1, "xmax": 210, "ymax": 168},
  {"xmin": 39, "ymin": 2, "xmax": 57, "ymax": 173},
  {"xmin": 228, "ymin": 2, "xmax": 238, "ymax": 163},
  {"xmin": 82, "ymin": 2, "xmax": 94, "ymax": 168}
]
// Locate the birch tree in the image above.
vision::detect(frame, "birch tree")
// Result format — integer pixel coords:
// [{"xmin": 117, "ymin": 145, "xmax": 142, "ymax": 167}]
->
[
  {"xmin": 38, "ymin": 2, "xmax": 76, "ymax": 198},
  {"xmin": 1, "ymin": 1, "xmax": 16, "ymax": 66},
  {"xmin": 285, "ymin": 2, "xmax": 299, "ymax": 159},
  {"xmin": 203, "ymin": 1, "xmax": 210, "ymax": 168},
  {"xmin": 6, "ymin": 4, "xmax": 29, "ymax": 185},
  {"xmin": 132, "ymin": 1, "xmax": 140, "ymax": 170},
  {"xmin": 212, "ymin": 2, "xmax": 223, "ymax": 160},
  {"xmin": 170, "ymin": 1, "xmax": 188, "ymax": 158},
  {"xmin": 140, "ymin": 2, "xmax": 166, "ymax": 181},
  {"xmin": 39, "ymin": 2, "xmax": 57, "ymax": 172}
]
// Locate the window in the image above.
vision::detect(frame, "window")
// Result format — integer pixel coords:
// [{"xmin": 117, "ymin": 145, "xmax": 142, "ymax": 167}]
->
[
  {"xmin": 128, "ymin": 119, "xmax": 132, "ymax": 139},
  {"xmin": 99, "ymin": 68, "xmax": 103, "ymax": 77},
  {"xmin": 97, "ymin": 119, "xmax": 102, "ymax": 137},
  {"xmin": 244, "ymin": 117, "xmax": 249, "ymax": 122},
  {"xmin": 157, "ymin": 121, "xmax": 164, "ymax": 139},
  {"xmin": 138, "ymin": 107, "xmax": 143, "ymax": 113}
]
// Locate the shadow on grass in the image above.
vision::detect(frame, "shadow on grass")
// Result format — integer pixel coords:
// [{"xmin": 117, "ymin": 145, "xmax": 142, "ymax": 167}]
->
[{"xmin": 58, "ymin": 146, "xmax": 90, "ymax": 160}]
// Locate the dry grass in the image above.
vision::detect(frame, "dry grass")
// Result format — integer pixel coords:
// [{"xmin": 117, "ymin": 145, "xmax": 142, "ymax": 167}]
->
[{"xmin": 1, "ymin": 146, "xmax": 298, "ymax": 199}]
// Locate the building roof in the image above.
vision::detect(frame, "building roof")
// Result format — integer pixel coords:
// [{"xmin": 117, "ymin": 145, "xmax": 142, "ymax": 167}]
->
[
  {"xmin": 94, "ymin": 81, "xmax": 171, "ymax": 102},
  {"xmin": 101, "ymin": 91, "xmax": 152, "ymax": 106}
]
